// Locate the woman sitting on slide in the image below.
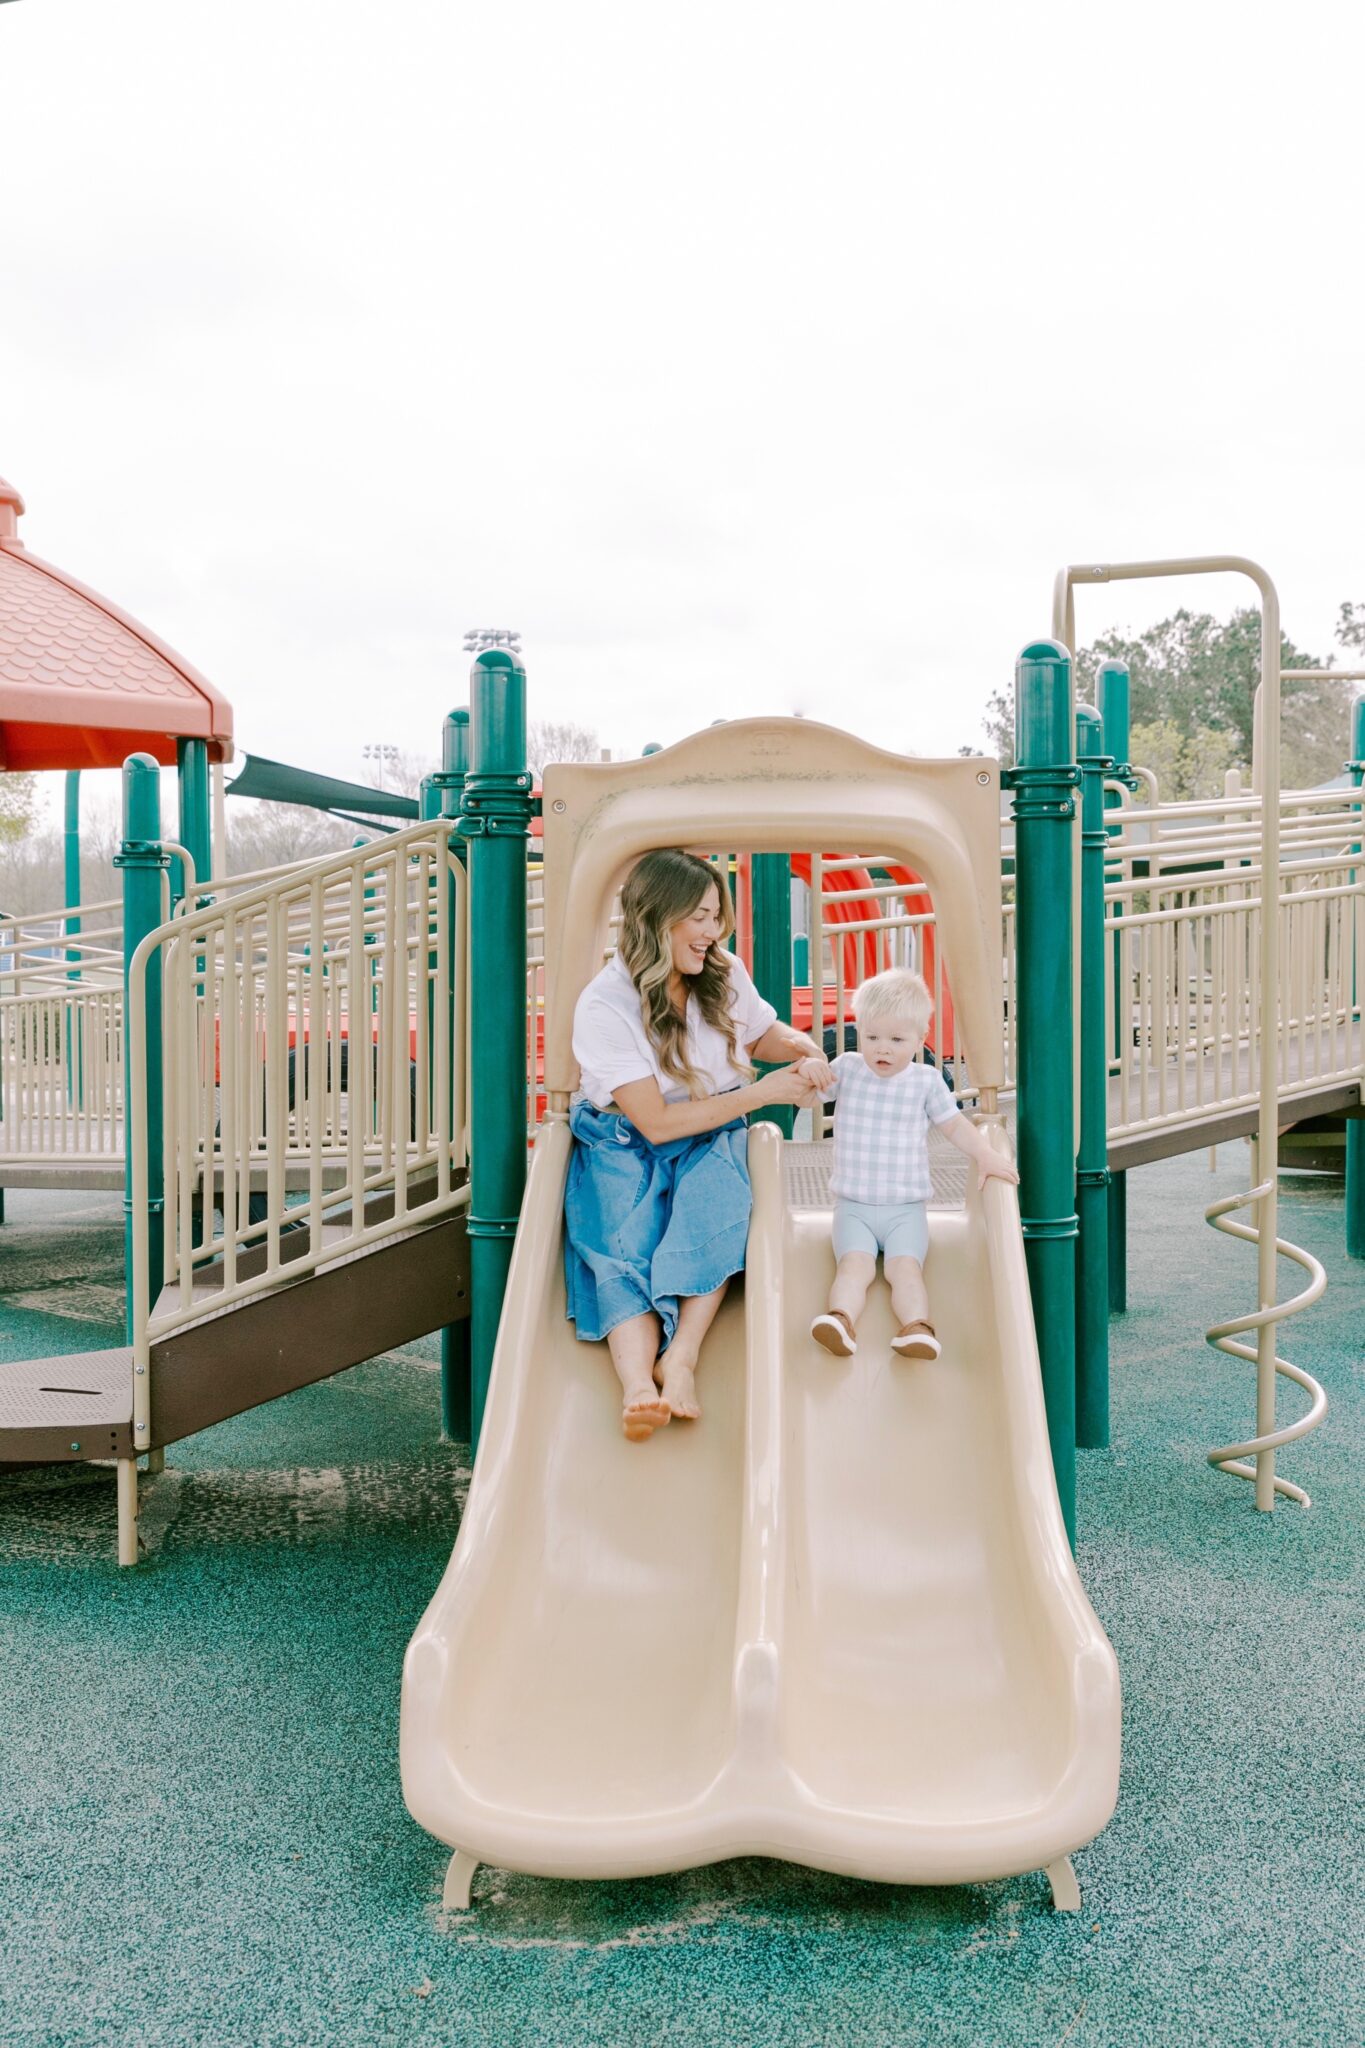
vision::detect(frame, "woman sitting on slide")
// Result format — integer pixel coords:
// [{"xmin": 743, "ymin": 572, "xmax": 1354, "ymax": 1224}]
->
[{"xmin": 566, "ymin": 848, "xmax": 822, "ymax": 1440}]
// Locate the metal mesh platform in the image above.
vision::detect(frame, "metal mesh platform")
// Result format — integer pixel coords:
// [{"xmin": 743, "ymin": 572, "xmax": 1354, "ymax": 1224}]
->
[{"xmin": 0, "ymin": 1350, "xmax": 133, "ymax": 1430}]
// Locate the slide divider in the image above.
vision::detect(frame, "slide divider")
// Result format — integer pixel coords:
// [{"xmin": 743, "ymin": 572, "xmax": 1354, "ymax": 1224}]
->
[{"xmin": 728, "ymin": 1122, "xmax": 789, "ymax": 1792}]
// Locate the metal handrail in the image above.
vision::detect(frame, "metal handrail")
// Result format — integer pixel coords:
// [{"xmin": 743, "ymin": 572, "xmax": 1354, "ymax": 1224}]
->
[{"xmin": 125, "ymin": 818, "xmax": 470, "ymax": 1455}]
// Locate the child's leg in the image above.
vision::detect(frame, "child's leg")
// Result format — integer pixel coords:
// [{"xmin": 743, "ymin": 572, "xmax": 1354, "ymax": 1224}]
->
[
  {"xmin": 886, "ymin": 1256, "xmax": 929, "ymax": 1328},
  {"xmin": 813, "ymin": 1206, "xmax": 878, "ymax": 1355},
  {"xmin": 655, "ymin": 1282, "xmax": 728, "ymax": 1419},
  {"xmin": 830, "ymin": 1252, "xmax": 877, "ymax": 1324},
  {"xmin": 606, "ymin": 1311, "xmax": 671, "ymax": 1440}
]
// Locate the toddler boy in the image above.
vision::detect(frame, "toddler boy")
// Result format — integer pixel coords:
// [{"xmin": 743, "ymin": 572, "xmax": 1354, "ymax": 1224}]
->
[{"xmin": 798, "ymin": 968, "xmax": 1018, "ymax": 1359}]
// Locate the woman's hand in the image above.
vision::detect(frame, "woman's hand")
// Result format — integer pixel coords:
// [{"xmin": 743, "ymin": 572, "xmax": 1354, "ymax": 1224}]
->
[
  {"xmin": 794, "ymin": 1055, "xmax": 834, "ymax": 1091},
  {"xmin": 754, "ymin": 1064, "xmax": 820, "ymax": 1108}
]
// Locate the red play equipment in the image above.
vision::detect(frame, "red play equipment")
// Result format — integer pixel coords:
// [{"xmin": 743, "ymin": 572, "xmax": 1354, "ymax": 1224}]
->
[
  {"xmin": 789, "ymin": 854, "xmax": 956, "ymax": 1055},
  {"xmin": 527, "ymin": 849, "xmax": 959, "ymax": 1124}
]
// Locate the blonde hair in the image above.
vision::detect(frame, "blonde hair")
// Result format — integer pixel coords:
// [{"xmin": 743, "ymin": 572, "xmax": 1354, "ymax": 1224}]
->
[
  {"xmin": 854, "ymin": 968, "xmax": 933, "ymax": 1042},
  {"xmin": 618, "ymin": 850, "xmax": 750, "ymax": 1097}
]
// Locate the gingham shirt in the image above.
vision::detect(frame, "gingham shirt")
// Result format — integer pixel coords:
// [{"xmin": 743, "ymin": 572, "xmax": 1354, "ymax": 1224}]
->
[{"xmin": 822, "ymin": 1054, "xmax": 960, "ymax": 1204}]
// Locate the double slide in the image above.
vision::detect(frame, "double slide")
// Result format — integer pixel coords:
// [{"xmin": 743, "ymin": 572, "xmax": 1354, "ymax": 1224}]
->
[{"xmin": 401, "ymin": 1117, "xmax": 1121, "ymax": 1910}]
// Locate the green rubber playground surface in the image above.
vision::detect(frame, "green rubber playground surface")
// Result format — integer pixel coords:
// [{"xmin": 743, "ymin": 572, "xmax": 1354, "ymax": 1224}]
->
[{"xmin": 2, "ymin": 1153, "xmax": 1363, "ymax": 2048}]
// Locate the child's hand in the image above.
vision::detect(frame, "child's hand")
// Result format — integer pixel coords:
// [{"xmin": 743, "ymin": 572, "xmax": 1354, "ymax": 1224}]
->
[
  {"xmin": 755, "ymin": 1065, "xmax": 820, "ymax": 1109},
  {"xmin": 976, "ymin": 1152, "xmax": 1020, "ymax": 1191},
  {"xmin": 795, "ymin": 1055, "xmax": 834, "ymax": 1091}
]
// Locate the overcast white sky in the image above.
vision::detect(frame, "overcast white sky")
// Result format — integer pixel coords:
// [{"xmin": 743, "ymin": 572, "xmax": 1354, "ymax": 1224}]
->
[{"xmin": 4, "ymin": 0, "xmax": 1364, "ymax": 825}]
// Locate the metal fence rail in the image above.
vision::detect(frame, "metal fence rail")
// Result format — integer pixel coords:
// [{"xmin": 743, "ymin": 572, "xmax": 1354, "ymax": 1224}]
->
[
  {"xmin": 1, "ymin": 858, "xmax": 359, "ymax": 1170},
  {"xmin": 126, "ymin": 822, "xmax": 470, "ymax": 1457},
  {"xmin": 11, "ymin": 786, "xmax": 1364, "ymax": 1182}
]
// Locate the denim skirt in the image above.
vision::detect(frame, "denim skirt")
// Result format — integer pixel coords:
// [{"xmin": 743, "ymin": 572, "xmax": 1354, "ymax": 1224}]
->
[{"xmin": 563, "ymin": 1098, "xmax": 751, "ymax": 1349}]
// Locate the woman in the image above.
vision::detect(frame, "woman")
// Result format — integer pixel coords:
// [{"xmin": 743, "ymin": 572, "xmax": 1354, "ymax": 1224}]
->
[{"xmin": 566, "ymin": 848, "xmax": 825, "ymax": 1440}]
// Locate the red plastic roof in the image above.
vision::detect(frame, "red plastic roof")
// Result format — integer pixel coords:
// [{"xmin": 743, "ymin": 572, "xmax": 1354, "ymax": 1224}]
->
[{"xmin": 0, "ymin": 474, "xmax": 234, "ymax": 772}]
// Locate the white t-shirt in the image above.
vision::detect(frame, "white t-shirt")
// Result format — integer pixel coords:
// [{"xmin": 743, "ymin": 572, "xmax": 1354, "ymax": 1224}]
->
[
  {"xmin": 573, "ymin": 951, "xmax": 778, "ymax": 1109},
  {"xmin": 821, "ymin": 1052, "xmax": 960, "ymax": 1204}
]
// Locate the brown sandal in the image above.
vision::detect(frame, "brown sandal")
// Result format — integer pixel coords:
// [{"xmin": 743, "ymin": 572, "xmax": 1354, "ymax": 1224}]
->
[
  {"xmin": 810, "ymin": 1310, "xmax": 858, "ymax": 1358},
  {"xmin": 892, "ymin": 1320, "xmax": 941, "ymax": 1360}
]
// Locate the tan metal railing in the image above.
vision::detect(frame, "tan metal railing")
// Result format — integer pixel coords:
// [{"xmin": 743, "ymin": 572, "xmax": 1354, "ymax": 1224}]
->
[
  {"xmin": 1, "ymin": 887, "xmax": 157, "ymax": 1168},
  {"xmin": 13, "ymin": 789, "xmax": 1362, "ymax": 1179},
  {"xmin": 786, "ymin": 808, "xmax": 1363, "ymax": 1158},
  {"xmin": 0, "ymin": 854, "xmax": 377, "ymax": 1170},
  {"xmin": 125, "ymin": 820, "xmax": 470, "ymax": 1455}
]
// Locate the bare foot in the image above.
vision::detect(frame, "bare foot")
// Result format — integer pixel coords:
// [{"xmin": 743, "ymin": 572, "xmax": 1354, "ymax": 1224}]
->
[
  {"xmin": 657, "ymin": 1356, "xmax": 701, "ymax": 1420},
  {"xmin": 622, "ymin": 1385, "xmax": 671, "ymax": 1442}
]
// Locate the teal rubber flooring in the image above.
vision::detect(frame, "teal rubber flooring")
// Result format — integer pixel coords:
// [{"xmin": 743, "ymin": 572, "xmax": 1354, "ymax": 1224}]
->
[{"xmin": 1, "ymin": 1154, "xmax": 1363, "ymax": 2048}]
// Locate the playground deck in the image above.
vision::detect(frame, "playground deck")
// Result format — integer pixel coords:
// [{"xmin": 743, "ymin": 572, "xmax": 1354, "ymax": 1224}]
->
[
  {"xmin": 1106, "ymin": 1018, "xmax": 1364, "ymax": 1168},
  {"xmin": 2, "ymin": 1149, "xmax": 1362, "ymax": 2048}
]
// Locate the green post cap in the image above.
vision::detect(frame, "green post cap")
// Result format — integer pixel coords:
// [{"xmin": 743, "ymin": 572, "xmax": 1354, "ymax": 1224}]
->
[
  {"xmin": 1015, "ymin": 641, "xmax": 1072, "ymax": 769},
  {"xmin": 1096, "ymin": 661, "xmax": 1131, "ymax": 766},
  {"xmin": 1075, "ymin": 704, "xmax": 1104, "ymax": 754},
  {"xmin": 444, "ymin": 708, "xmax": 471, "ymax": 776}
]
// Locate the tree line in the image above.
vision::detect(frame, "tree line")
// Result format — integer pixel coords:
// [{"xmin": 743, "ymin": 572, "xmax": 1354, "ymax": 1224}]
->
[{"xmin": 981, "ymin": 602, "xmax": 1365, "ymax": 798}]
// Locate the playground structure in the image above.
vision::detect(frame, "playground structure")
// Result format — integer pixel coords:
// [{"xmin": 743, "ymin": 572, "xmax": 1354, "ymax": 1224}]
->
[
  {"xmin": 401, "ymin": 720, "xmax": 1120, "ymax": 1914},
  {"xmin": 2, "ymin": 531, "xmax": 1364, "ymax": 1910},
  {"xmin": 2, "ymin": 571, "xmax": 1363, "ymax": 1550}
]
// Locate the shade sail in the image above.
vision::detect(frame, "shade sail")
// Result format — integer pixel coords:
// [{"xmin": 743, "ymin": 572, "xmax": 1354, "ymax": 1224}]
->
[{"xmin": 226, "ymin": 753, "xmax": 418, "ymax": 820}]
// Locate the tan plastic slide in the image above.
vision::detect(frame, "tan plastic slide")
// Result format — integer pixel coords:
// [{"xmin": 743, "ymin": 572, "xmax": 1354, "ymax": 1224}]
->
[
  {"xmin": 401, "ymin": 720, "xmax": 1121, "ymax": 1913},
  {"xmin": 400, "ymin": 1119, "xmax": 1121, "ymax": 1912}
]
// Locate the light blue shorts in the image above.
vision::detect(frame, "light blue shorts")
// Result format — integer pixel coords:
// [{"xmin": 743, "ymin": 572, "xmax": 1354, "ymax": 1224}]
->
[{"xmin": 832, "ymin": 1198, "xmax": 929, "ymax": 1265}]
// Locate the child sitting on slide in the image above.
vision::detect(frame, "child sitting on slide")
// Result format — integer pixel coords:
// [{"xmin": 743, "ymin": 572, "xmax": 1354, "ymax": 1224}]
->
[{"xmin": 800, "ymin": 969, "xmax": 1018, "ymax": 1360}]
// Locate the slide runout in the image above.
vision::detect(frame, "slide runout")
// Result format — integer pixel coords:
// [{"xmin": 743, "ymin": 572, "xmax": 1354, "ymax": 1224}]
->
[
  {"xmin": 403, "ymin": 1118, "xmax": 750, "ymax": 1861},
  {"xmin": 772, "ymin": 1127, "xmax": 1119, "ymax": 1877},
  {"xmin": 401, "ymin": 1121, "xmax": 1120, "ymax": 1889}
]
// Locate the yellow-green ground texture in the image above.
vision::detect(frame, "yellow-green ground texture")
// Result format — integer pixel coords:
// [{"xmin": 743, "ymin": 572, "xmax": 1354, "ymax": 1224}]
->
[{"xmin": 2, "ymin": 1149, "xmax": 1363, "ymax": 2048}]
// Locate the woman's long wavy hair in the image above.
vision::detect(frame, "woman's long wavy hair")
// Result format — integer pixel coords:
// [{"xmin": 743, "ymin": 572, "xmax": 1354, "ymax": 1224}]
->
[{"xmin": 619, "ymin": 850, "xmax": 749, "ymax": 1097}]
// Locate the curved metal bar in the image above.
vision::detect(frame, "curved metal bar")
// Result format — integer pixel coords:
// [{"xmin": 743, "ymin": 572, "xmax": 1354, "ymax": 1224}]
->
[
  {"xmin": 1056, "ymin": 556, "xmax": 1294, "ymax": 1509},
  {"xmin": 1204, "ymin": 1178, "xmax": 1327, "ymax": 1507}
]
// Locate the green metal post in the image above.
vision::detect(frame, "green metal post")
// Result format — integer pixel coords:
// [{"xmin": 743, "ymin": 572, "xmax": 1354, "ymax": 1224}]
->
[
  {"xmin": 751, "ymin": 853, "xmax": 794, "ymax": 1136},
  {"xmin": 1012, "ymin": 641, "xmax": 1079, "ymax": 1546},
  {"xmin": 176, "ymin": 738, "xmax": 213, "ymax": 1246},
  {"xmin": 460, "ymin": 663, "xmax": 530, "ymax": 1453},
  {"xmin": 63, "ymin": 770, "xmax": 81, "ymax": 967},
  {"xmin": 1107, "ymin": 1171, "xmax": 1127, "ymax": 1314},
  {"xmin": 1075, "ymin": 706, "xmax": 1111, "ymax": 1448},
  {"xmin": 1097, "ymin": 659, "xmax": 1131, "ymax": 1313},
  {"xmin": 176, "ymin": 738, "xmax": 212, "ymax": 894},
  {"xmin": 62, "ymin": 771, "xmax": 85, "ymax": 1116},
  {"xmin": 1096, "ymin": 661, "xmax": 1130, "ymax": 785},
  {"xmin": 1347, "ymin": 697, "xmax": 1365, "ymax": 1259},
  {"xmin": 117, "ymin": 755, "xmax": 169, "ymax": 1343},
  {"xmin": 432, "ymin": 710, "xmax": 473, "ymax": 1439}
]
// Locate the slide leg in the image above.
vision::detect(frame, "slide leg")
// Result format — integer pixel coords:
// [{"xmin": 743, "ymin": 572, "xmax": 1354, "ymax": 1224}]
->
[
  {"xmin": 442, "ymin": 1849, "xmax": 479, "ymax": 1911},
  {"xmin": 1046, "ymin": 1857, "xmax": 1081, "ymax": 1913},
  {"xmin": 116, "ymin": 1458, "xmax": 140, "ymax": 1567},
  {"xmin": 145, "ymin": 1447, "xmax": 166, "ymax": 1475}
]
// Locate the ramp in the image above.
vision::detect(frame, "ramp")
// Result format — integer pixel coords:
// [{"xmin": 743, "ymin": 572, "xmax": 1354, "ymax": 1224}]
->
[{"xmin": 400, "ymin": 1118, "xmax": 1121, "ymax": 1905}]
